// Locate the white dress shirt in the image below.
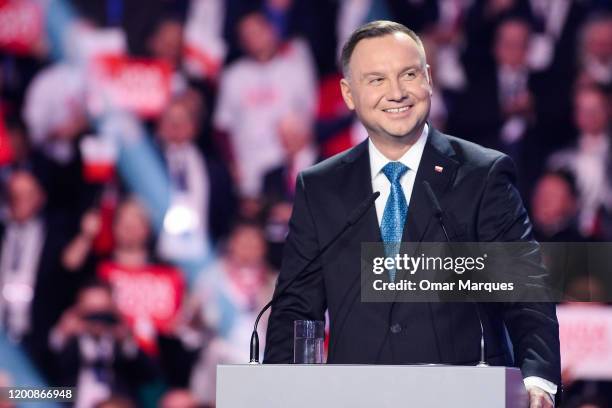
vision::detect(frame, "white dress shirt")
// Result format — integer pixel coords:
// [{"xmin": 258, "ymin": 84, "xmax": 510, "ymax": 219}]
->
[
  {"xmin": 0, "ymin": 218, "xmax": 44, "ymax": 342},
  {"xmin": 367, "ymin": 124, "xmax": 557, "ymax": 398},
  {"xmin": 369, "ymin": 124, "xmax": 429, "ymax": 226}
]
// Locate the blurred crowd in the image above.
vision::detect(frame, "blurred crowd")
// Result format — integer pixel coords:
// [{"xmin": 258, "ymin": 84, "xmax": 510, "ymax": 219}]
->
[{"xmin": 0, "ymin": 0, "xmax": 611, "ymax": 407}]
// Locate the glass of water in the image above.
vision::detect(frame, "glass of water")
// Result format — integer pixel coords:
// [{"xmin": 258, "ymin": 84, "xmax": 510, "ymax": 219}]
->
[{"xmin": 293, "ymin": 320, "xmax": 325, "ymax": 364}]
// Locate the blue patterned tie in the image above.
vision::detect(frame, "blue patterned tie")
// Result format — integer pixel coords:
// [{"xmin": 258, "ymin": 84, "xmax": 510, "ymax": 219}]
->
[{"xmin": 380, "ymin": 162, "xmax": 409, "ymax": 282}]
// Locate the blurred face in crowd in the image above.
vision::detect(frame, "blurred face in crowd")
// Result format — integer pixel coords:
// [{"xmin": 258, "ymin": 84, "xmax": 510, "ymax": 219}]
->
[
  {"xmin": 158, "ymin": 100, "xmax": 197, "ymax": 145},
  {"xmin": 76, "ymin": 286, "xmax": 118, "ymax": 337},
  {"xmin": 278, "ymin": 113, "xmax": 313, "ymax": 156},
  {"xmin": 113, "ymin": 199, "xmax": 150, "ymax": 250},
  {"xmin": 7, "ymin": 171, "xmax": 46, "ymax": 223},
  {"xmin": 494, "ymin": 20, "xmax": 530, "ymax": 69},
  {"xmin": 149, "ymin": 19, "xmax": 184, "ymax": 68},
  {"xmin": 531, "ymin": 174, "xmax": 576, "ymax": 231},
  {"xmin": 7, "ymin": 124, "xmax": 30, "ymax": 163},
  {"xmin": 227, "ymin": 225, "xmax": 267, "ymax": 266},
  {"xmin": 340, "ymin": 33, "xmax": 432, "ymax": 151},
  {"xmin": 238, "ymin": 13, "xmax": 279, "ymax": 62},
  {"xmin": 582, "ymin": 18, "xmax": 612, "ymax": 63},
  {"xmin": 574, "ymin": 88, "xmax": 609, "ymax": 135},
  {"xmin": 159, "ymin": 389, "xmax": 198, "ymax": 408}
]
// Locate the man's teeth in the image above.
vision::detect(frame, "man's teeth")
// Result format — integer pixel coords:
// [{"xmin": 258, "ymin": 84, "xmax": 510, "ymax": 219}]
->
[{"xmin": 384, "ymin": 106, "xmax": 410, "ymax": 113}]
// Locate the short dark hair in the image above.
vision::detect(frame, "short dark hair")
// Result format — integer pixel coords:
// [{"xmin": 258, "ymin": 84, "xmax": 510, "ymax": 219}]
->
[{"xmin": 340, "ymin": 20, "xmax": 425, "ymax": 77}]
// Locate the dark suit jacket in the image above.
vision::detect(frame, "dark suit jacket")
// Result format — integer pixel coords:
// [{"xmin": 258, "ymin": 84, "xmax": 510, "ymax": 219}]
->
[
  {"xmin": 154, "ymin": 142, "xmax": 238, "ymax": 243},
  {"xmin": 0, "ymin": 214, "xmax": 77, "ymax": 378},
  {"xmin": 264, "ymin": 127, "xmax": 561, "ymax": 386}
]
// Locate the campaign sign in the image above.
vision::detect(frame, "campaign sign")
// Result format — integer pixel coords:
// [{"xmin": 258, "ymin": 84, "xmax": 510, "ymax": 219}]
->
[
  {"xmin": 98, "ymin": 261, "xmax": 184, "ymax": 354},
  {"xmin": 558, "ymin": 304, "xmax": 612, "ymax": 380},
  {"xmin": 87, "ymin": 55, "xmax": 172, "ymax": 118},
  {"xmin": 0, "ymin": 0, "xmax": 43, "ymax": 55}
]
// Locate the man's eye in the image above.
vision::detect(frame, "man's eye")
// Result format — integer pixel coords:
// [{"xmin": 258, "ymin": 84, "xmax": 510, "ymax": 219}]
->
[
  {"xmin": 369, "ymin": 78, "xmax": 383, "ymax": 84},
  {"xmin": 403, "ymin": 71, "xmax": 417, "ymax": 80}
]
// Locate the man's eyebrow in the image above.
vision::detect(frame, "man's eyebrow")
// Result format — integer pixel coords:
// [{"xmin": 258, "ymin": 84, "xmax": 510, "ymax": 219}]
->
[
  {"xmin": 361, "ymin": 71, "xmax": 386, "ymax": 79},
  {"xmin": 400, "ymin": 65, "xmax": 423, "ymax": 73},
  {"xmin": 361, "ymin": 65, "xmax": 424, "ymax": 79}
]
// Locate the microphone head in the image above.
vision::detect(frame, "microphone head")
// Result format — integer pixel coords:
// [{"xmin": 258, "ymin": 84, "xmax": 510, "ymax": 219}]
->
[{"xmin": 422, "ymin": 181, "xmax": 443, "ymax": 217}]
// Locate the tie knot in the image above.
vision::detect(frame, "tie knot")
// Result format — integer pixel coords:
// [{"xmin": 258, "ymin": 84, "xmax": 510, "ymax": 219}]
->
[{"xmin": 382, "ymin": 162, "xmax": 408, "ymax": 183}]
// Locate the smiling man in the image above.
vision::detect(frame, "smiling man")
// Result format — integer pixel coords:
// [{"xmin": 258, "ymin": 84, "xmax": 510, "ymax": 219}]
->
[{"xmin": 264, "ymin": 21, "xmax": 560, "ymax": 408}]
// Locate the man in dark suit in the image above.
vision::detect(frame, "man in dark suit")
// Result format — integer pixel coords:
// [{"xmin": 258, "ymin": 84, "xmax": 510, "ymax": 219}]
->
[
  {"xmin": 264, "ymin": 20, "xmax": 560, "ymax": 408},
  {"xmin": 0, "ymin": 169, "xmax": 75, "ymax": 378}
]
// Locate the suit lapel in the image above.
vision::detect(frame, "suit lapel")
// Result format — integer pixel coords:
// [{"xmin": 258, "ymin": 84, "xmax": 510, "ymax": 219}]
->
[
  {"xmin": 338, "ymin": 140, "xmax": 382, "ymax": 243},
  {"xmin": 402, "ymin": 127, "xmax": 459, "ymax": 243}
]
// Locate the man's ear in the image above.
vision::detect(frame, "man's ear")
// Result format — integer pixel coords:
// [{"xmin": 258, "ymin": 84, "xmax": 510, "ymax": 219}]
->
[
  {"xmin": 425, "ymin": 64, "xmax": 434, "ymax": 96},
  {"xmin": 340, "ymin": 77, "xmax": 356, "ymax": 111}
]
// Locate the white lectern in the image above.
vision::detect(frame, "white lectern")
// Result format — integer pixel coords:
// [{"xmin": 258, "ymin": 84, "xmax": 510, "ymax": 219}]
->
[{"xmin": 217, "ymin": 364, "xmax": 528, "ymax": 407}]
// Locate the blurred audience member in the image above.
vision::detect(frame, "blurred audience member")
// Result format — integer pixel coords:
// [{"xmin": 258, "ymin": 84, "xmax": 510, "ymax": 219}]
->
[
  {"xmin": 577, "ymin": 14, "xmax": 612, "ymax": 90},
  {"xmin": 214, "ymin": 10, "xmax": 317, "ymax": 197},
  {"xmin": 187, "ymin": 221, "xmax": 275, "ymax": 405},
  {"xmin": 262, "ymin": 111, "xmax": 318, "ymax": 268},
  {"xmin": 49, "ymin": 282, "xmax": 158, "ymax": 408},
  {"xmin": 263, "ymin": 111, "xmax": 317, "ymax": 205},
  {"xmin": 22, "ymin": 63, "xmax": 88, "ymax": 165},
  {"xmin": 155, "ymin": 93, "xmax": 236, "ymax": 262},
  {"xmin": 531, "ymin": 170, "xmax": 582, "ymax": 241},
  {"xmin": 147, "ymin": 15, "xmax": 189, "ymax": 94},
  {"xmin": 158, "ymin": 388, "xmax": 202, "ymax": 408},
  {"xmin": 450, "ymin": 18, "xmax": 537, "ymax": 149},
  {"xmin": 21, "ymin": 62, "xmax": 98, "ymax": 216},
  {"xmin": 547, "ymin": 85, "xmax": 611, "ymax": 238},
  {"xmin": 448, "ymin": 16, "xmax": 571, "ymax": 194},
  {"xmin": 0, "ymin": 170, "xmax": 73, "ymax": 374},
  {"xmin": 62, "ymin": 198, "xmax": 185, "ymax": 355}
]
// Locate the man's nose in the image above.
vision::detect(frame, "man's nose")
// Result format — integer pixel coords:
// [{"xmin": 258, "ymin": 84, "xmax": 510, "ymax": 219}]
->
[{"xmin": 386, "ymin": 79, "xmax": 407, "ymax": 102}]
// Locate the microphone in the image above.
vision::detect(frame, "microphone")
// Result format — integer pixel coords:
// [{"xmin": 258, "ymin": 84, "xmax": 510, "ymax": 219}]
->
[
  {"xmin": 422, "ymin": 181, "xmax": 488, "ymax": 367},
  {"xmin": 423, "ymin": 181, "xmax": 450, "ymax": 242},
  {"xmin": 249, "ymin": 191, "xmax": 380, "ymax": 363}
]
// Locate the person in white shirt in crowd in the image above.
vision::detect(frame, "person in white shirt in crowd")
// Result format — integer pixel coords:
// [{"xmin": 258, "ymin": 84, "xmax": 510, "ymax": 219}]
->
[
  {"xmin": 185, "ymin": 221, "xmax": 275, "ymax": 406},
  {"xmin": 214, "ymin": 9, "xmax": 317, "ymax": 198},
  {"xmin": 547, "ymin": 85, "xmax": 612, "ymax": 239}
]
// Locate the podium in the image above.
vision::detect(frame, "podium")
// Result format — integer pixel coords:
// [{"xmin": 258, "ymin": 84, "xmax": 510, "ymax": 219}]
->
[{"xmin": 217, "ymin": 364, "xmax": 528, "ymax": 407}]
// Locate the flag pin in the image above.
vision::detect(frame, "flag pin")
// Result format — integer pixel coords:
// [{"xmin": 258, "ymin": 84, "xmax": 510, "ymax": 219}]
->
[{"xmin": 434, "ymin": 165, "xmax": 444, "ymax": 173}]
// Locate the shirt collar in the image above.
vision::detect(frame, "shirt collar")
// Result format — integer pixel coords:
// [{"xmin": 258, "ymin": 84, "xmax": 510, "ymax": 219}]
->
[{"xmin": 368, "ymin": 124, "xmax": 429, "ymax": 180}]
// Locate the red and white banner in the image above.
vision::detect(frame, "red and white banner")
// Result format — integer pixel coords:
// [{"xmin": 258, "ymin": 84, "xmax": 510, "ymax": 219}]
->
[
  {"xmin": 558, "ymin": 304, "xmax": 612, "ymax": 380},
  {"xmin": 0, "ymin": 0, "xmax": 43, "ymax": 55},
  {"xmin": 80, "ymin": 135, "xmax": 117, "ymax": 183},
  {"xmin": 87, "ymin": 55, "xmax": 172, "ymax": 118},
  {"xmin": 98, "ymin": 261, "xmax": 184, "ymax": 354}
]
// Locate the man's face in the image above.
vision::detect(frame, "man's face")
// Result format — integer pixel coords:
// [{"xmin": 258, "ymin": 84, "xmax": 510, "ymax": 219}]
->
[
  {"xmin": 340, "ymin": 33, "xmax": 432, "ymax": 145},
  {"xmin": 113, "ymin": 200, "xmax": 150, "ymax": 250},
  {"xmin": 8, "ymin": 172, "xmax": 45, "ymax": 223},
  {"xmin": 238, "ymin": 14, "xmax": 278, "ymax": 62},
  {"xmin": 574, "ymin": 89, "xmax": 609, "ymax": 135},
  {"xmin": 158, "ymin": 102, "xmax": 196, "ymax": 145},
  {"xmin": 494, "ymin": 20, "xmax": 530, "ymax": 69},
  {"xmin": 532, "ymin": 174, "xmax": 575, "ymax": 229},
  {"xmin": 149, "ymin": 20, "xmax": 184, "ymax": 68},
  {"xmin": 584, "ymin": 20, "xmax": 612, "ymax": 62}
]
